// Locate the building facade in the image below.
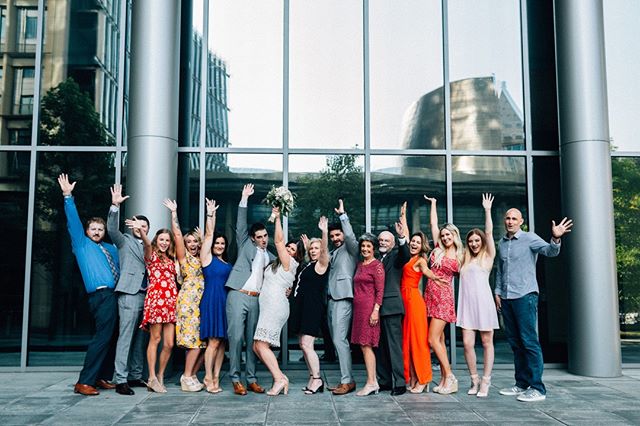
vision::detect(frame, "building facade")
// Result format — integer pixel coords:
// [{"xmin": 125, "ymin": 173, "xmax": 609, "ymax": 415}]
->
[{"xmin": 0, "ymin": 0, "xmax": 637, "ymax": 372}]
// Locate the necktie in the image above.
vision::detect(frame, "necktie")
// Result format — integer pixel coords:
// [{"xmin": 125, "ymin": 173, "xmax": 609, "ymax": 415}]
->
[
  {"xmin": 140, "ymin": 270, "xmax": 148, "ymax": 292},
  {"xmin": 99, "ymin": 244, "xmax": 119, "ymax": 284}
]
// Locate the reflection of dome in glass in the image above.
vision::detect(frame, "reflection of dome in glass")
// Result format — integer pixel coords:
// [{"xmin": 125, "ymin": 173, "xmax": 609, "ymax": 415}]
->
[{"xmin": 401, "ymin": 76, "xmax": 525, "ymax": 177}]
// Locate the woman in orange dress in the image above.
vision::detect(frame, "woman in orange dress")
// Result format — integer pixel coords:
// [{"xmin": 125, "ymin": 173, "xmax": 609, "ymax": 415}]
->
[{"xmin": 400, "ymin": 220, "xmax": 448, "ymax": 393}]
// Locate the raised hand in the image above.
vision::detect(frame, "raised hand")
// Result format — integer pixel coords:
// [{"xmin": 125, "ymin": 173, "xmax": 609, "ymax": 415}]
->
[
  {"xmin": 482, "ymin": 193, "xmax": 494, "ymax": 210},
  {"xmin": 334, "ymin": 199, "xmax": 345, "ymax": 215},
  {"xmin": 551, "ymin": 217, "xmax": 573, "ymax": 239},
  {"xmin": 57, "ymin": 173, "xmax": 76, "ymax": 196},
  {"xmin": 395, "ymin": 221, "xmax": 405, "ymax": 237},
  {"xmin": 318, "ymin": 216, "xmax": 328, "ymax": 232},
  {"xmin": 300, "ymin": 233, "xmax": 310, "ymax": 251},
  {"xmin": 424, "ymin": 195, "xmax": 437, "ymax": 204},
  {"xmin": 194, "ymin": 226, "xmax": 204, "ymax": 240},
  {"xmin": 242, "ymin": 183, "xmax": 255, "ymax": 198},
  {"xmin": 205, "ymin": 198, "xmax": 219, "ymax": 216},
  {"xmin": 110, "ymin": 184, "xmax": 130, "ymax": 206},
  {"xmin": 125, "ymin": 216, "xmax": 146, "ymax": 234},
  {"xmin": 271, "ymin": 206, "xmax": 281, "ymax": 220},
  {"xmin": 163, "ymin": 199, "xmax": 177, "ymax": 212}
]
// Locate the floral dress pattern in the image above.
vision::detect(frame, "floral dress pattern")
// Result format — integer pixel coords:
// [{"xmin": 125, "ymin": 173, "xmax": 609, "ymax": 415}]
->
[
  {"xmin": 424, "ymin": 249, "xmax": 459, "ymax": 323},
  {"xmin": 141, "ymin": 251, "xmax": 178, "ymax": 329},
  {"xmin": 176, "ymin": 252, "xmax": 206, "ymax": 348}
]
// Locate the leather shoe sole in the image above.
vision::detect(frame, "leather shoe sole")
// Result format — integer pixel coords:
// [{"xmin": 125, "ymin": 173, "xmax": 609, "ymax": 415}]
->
[
  {"xmin": 74, "ymin": 383, "xmax": 99, "ymax": 396},
  {"xmin": 116, "ymin": 383, "xmax": 135, "ymax": 395}
]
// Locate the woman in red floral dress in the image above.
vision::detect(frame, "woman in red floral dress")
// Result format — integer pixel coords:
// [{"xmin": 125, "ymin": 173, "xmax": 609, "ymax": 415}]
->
[
  {"xmin": 127, "ymin": 219, "xmax": 178, "ymax": 393},
  {"xmin": 423, "ymin": 196, "xmax": 464, "ymax": 395}
]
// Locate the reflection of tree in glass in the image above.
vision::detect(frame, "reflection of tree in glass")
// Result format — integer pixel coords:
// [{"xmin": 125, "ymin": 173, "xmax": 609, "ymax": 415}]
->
[
  {"xmin": 34, "ymin": 78, "xmax": 114, "ymax": 272},
  {"xmin": 612, "ymin": 158, "xmax": 640, "ymax": 318},
  {"xmin": 291, "ymin": 155, "xmax": 364, "ymax": 238}
]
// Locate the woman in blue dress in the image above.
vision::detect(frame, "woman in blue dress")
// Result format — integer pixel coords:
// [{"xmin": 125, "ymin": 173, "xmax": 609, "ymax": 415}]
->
[{"xmin": 199, "ymin": 198, "xmax": 232, "ymax": 393}]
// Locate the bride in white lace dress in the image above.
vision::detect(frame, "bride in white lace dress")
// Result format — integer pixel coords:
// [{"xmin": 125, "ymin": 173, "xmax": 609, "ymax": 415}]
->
[{"xmin": 253, "ymin": 207, "xmax": 302, "ymax": 396}]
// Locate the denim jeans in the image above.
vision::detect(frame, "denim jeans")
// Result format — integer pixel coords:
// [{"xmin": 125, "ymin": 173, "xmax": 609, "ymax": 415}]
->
[{"xmin": 501, "ymin": 292, "xmax": 546, "ymax": 394}]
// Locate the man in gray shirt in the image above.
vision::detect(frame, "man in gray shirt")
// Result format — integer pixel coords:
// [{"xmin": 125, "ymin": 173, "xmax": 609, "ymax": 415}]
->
[{"xmin": 495, "ymin": 208, "xmax": 572, "ymax": 402}]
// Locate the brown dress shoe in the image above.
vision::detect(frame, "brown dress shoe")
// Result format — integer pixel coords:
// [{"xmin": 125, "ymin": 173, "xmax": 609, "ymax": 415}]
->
[
  {"xmin": 96, "ymin": 379, "xmax": 116, "ymax": 390},
  {"xmin": 74, "ymin": 383, "xmax": 99, "ymax": 396},
  {"xmin": 233, "ymin": 381, "xmax": 248, "ymax": 396},
  {"xmin": 247, "ymin": 382, "xmax": 265, "ymax": 393},
  {"xmin": 332, "ymin": 382, "xmax": 356, "ymax": 395}
]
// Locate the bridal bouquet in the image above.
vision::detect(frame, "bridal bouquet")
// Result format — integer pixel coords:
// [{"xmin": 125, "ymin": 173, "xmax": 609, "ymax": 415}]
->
[{"xmin": 264, "ymin": 185, "xmax": 295, "ymax": 222}]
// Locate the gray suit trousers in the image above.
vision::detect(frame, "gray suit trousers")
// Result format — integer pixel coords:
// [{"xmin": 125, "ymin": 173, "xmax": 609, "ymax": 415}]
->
[
  {"xmin": 226, "ymin": 290, "xmax": 260, "ymax": 383},
  {"xmin": 376, "ymin": 314, "xmax": 406, "ymax": 388},
  {"xmin": 328, "ymin": 298, "xmax": 353, "ymax": 384},
  {"xmin": 114, "ymin": 292, "xmax": 146, "ymax": 384}
]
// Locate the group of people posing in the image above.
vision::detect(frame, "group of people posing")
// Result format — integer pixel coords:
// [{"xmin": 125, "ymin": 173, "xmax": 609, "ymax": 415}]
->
[{"xmin": 59, "ymin": 174, "xmax": 572, "ymax": 403}]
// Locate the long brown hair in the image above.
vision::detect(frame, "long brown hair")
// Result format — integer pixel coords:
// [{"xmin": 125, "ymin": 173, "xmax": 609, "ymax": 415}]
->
[
  {"xmin": 151, "ymin": 228, "xmax": 176, "ymax": 259},
  {"xmin": 463, "ymin": 228, "xmax": 488, "ymax": 266},
  {"xmin": 411, "ymin": 231, "xmax": 431, "ymax": 259}
]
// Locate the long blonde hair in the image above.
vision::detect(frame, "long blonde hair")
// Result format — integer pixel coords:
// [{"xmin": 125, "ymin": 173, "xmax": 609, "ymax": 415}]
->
[{"xmin": 431, "ymin": 223, "xmax": 463, "ymax": 267}]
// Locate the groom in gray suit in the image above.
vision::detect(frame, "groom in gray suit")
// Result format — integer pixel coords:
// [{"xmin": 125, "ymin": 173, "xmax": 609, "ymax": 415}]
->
[
  {"xmin": 225, "ymin": 183, "xmax": 274, "ymax": 396},
  {"xmin": 107, "ymin": 184, "xmax": 149, "ymax": 396},
  {"xmin": 327, "ymin": 199, "xmax": 359, "ymax": 395}
]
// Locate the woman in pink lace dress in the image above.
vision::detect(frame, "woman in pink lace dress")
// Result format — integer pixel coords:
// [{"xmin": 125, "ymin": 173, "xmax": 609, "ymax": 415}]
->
[{"xmin": 424, "ymin": 196, "xmax": 463, "ymax": 395}]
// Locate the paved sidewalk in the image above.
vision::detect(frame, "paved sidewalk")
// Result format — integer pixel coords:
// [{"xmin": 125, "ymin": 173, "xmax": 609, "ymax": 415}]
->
[{"xmin": 0, "ymin": 369, "xmax": 639, "ymax": 425}]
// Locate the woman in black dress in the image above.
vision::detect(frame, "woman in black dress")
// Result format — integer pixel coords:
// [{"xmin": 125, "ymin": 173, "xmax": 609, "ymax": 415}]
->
[{"xmin": 289, "ymin": 216, "xmax": 330, "ymax": 394}]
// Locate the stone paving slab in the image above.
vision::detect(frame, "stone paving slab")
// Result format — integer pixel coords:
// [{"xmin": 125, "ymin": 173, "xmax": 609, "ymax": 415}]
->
[{"xmin": 0, "ymin": 369, "xmax": 638, "ymax": 424}]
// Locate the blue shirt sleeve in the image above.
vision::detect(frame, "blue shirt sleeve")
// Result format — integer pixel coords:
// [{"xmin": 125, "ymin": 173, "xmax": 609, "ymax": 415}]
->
[{"xmin": 64, "ymin": 196, "xmax": 86, "ymax": 249}]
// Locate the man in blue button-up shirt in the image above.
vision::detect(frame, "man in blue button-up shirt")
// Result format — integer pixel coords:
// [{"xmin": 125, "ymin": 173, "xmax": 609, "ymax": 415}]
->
[
  {"xmin": 58, "ymin": 174, "xmax": 119, "ymax": 396},
  {"xmin": 494, "ymin": 208, "xmax": 572, "ymax": 402}
]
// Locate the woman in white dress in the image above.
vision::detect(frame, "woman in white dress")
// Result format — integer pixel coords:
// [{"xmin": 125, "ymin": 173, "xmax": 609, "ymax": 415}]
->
[
  {"xmin": 456, "ymin": 193, "xmax": 499, "ymax": 398},
  {"xmin": 253, "ymin": 207, "xmax": 303, "ymax": 396}
]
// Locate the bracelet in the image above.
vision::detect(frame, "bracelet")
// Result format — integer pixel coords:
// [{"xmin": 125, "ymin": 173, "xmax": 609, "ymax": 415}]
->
[{"xmin": 207, "ymin": 214, "xmax": 214, "ymax": 217}]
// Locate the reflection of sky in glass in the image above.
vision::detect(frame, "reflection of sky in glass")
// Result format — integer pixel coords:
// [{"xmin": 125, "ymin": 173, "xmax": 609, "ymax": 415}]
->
[
  {"xmin": 448, "ymin": 0, "xmax": 523, "ymax": 110},
  {"xmin": 604, "ymin": 0, "xmax": 640, "ymax": 151}
]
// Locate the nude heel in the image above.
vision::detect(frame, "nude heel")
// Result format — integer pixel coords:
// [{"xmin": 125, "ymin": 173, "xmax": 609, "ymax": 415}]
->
[
  {"xmin": 468, "ymin": 374, "xmax": 480, "ymax": 395},
  {"xmin": 477, "ymin": 376, "xmax": 491, "ymax": 398}
]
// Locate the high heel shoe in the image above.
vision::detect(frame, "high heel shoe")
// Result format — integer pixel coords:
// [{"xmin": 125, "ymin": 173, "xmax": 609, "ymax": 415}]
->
[
  {"xmin": 304, "ymin": 377, "xmax": 324, "ymax": 395},
  {"xmin": 267, "ymin": 376, "xmax": 289, "ymax": 396},
  {"xmin": 356, "ymin": 383, "xmax": 380, "ymax": 396},
  {"xmin": 204, "ymin": 377, "xmax": 223, "ymax": 394},
  {"xmin": 467, "ymin": 374, "xmax": 480, "ymax": 395},
  {"xmin": 477, "ymin": 376, "xmax": 491, "ymax": 398},
  {"xmin": 181, "ymin": 375, "xmax": 203, "ymax": 392},
  {"xmin": 146, "ymin": 377, "xmax": 166, "ymax": 393},
  {"xmin": 437, "ymin": 374, "xmax": 458, "ymax": 395},
  {"xmin": 433, "ymin": 381, "xmax": 443, "ymax": 393},
  {"xmin": 410, "ymin": 382, "xmax": 430, "ymax": 394},
  {"xmin": 302, "ymin": 374, "xmax": 313, "ymax": 391}
]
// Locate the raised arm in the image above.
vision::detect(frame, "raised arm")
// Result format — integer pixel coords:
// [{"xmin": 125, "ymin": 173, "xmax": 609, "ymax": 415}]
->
[
  {"xmin": 272, "ymin": 207, "xmax": 291, "ymax": 271},
  {"xmin": 394, "ymin": 201, "xmax": 411, "ymax": 267},
  {"xmin": 424, "ymin": 196, "xmax": 440, "ymax": 246},
  {"xmin": 236, "ymin": 183, "xmax": 253, "ymax": 246},
  {"xmin": 200, "ymin": 198, "xmax": 218, "ymax": 267},
  {"xmin": 317, "ymin": 216, "xmax": 330, "ymax": 271},
  {"xmin": 482, "ymin": 193, "xmax": 496, "ymax": 262},
  {"xmin": 335, "ymin": 199, "xmax": 358, "ymax": 257},
  {"xmin": 126, "ymin": 217, "xmax": 152, "ymax": 259},
  {"xmin": 57, "ymin": 173, "xmax": 85, "ymax": 246},
  {"xmin": 107, "ymin": 184, "xmax": 129, "ymax": 247},
  {"xmin": 163, "ymin": 199, "xmax": 185, "ymax": 262}
]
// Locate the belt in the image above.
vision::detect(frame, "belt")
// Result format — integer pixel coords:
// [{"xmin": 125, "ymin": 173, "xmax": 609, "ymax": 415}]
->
[
  {"xmin": 238, "ymin": 289, "xmax": 260, "ymax": 297},
  {"xmin": 93, "ymin": 286, "xmax": 113, "ymax": 293}
]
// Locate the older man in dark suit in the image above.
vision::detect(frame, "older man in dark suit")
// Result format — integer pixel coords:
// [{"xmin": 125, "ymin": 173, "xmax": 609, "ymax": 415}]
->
[{"xmin": 225, "ymin": 184, "xmax": 275, "ymax": 395}]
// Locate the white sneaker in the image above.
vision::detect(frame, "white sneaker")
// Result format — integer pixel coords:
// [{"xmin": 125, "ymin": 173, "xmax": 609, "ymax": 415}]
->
[
  {"xmin": 517, "ymin": 388, "xmax": 546, "ymax": 402},
  {"xmin": 499, "ymin": 385, "xmax": 527, "ymax": 396}
]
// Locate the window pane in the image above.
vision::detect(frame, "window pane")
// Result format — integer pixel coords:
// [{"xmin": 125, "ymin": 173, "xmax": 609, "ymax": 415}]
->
[
  {"xmin": 0, "ymin": 152, "xmax": 29, "ymax": 366},
  {"xmin": 290, "ymin": 0, "xmax": 363, "ymax": 149},
  {"xmin": 449, "ymin": 0, "xmax": 524, "ymax": 151},
  {"xmin": 452, "ymin": 155, "xmax": 527, "ymax": 366},
  {"xmin": 209, "ymin": 0, "xmax": 282, "ymax": 148},
  {"xmin": 612, "ymin": 157, "xmax": 640, "ymax": 363},
  {"xmin": 605, "ymin": 0, "xmax": 640, "ymax": 151},
  {"xmin": 371, "ymin": 155, "xmax": 446, "ymax": 236},
  {"xmin": 29, "ymin": 152, "xmax": 115, "ymax": 365},
  {"xmin": 177, "ymin": 153, "xmax": 201, "ymax": 229},
  {"xmin": 370, "ymin": 0, "xmax": 444, "ymax": 149}
]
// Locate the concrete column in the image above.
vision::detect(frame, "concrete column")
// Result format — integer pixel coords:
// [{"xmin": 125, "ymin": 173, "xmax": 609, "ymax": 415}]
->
[
  {"xmin": 554, "ymin": 0, "xmax": 621, "ymax": 377},
  {"xmin": 126, "ymin": 0, "xmax": 181, "ymax": 230}
]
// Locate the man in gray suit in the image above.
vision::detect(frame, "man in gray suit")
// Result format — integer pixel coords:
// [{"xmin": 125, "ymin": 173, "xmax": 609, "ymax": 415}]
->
[
  {"xmin": 327, "ymin": 199, "xmax": 359, "ymax": 395},
  {"xmin": 225, "ymin": 183, "xmax": 274, "ymax": 396},
  {"xmin": 108, "ymin": 184, "xmax": 149, "ymax": 396},
  {"xmin": 376, "ymin": 208, "xmax": 410, "ymax": 396}
]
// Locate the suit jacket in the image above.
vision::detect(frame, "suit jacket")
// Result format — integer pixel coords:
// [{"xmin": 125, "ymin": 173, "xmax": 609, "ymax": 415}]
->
[
  {"xmin": 226, "ymin": 205, "xmax": 275, "ymax": 290},
  {"xmin": 107, "ymin": 206, "xmax": 146, "ymax": 295},
  {"xmin": 379, "ymin": 242, "xmax": 410, "ymax": 316},
  {"xmin": 327, "ymin": 213, "xmax": 359, "ymax": 300}
]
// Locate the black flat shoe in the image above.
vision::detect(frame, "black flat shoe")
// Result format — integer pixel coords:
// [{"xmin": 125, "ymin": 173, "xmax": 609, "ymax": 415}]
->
[
  {"xmin": 391, "ymin": 386, "xmax": 406, "ymax": 396},
  {"xmin": 116, "ymin": 383, "xmax": 135, "ymax": 395},
  {"xmin": 127, "ymin": 379, "xmax": 147, "ymax": 388}
]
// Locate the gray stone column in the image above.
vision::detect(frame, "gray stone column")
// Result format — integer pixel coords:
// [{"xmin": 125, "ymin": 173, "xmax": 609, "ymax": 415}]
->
[
  {"xmin": 126, "ymin": 0, "xmax": 181, "ymax": 230},
  {"xmin": 554, "ymin": 0, "xmax": 621, "ymax": 377}
]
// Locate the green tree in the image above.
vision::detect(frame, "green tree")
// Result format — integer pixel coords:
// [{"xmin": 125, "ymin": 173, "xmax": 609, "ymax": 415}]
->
[
  {"xmin": 290, "ymin": 155, "xmax": 365, "ymax": 238},
  {"xmin": 612, "ymin": 157, "xmax": 640, "ymax": 315}
]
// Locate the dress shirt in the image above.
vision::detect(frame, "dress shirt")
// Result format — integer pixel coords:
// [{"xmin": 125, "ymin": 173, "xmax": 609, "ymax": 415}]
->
[
  {"xmin": 494, "ymin": 229, "xmax": 560, "ymax": 300},
  {"xmin": 64, "ymin": 196, "xmax": 119, "ymax": 293},
  {"xmin": 241, "ymin": 247, "xmax": 269, "ymax": 293}
]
